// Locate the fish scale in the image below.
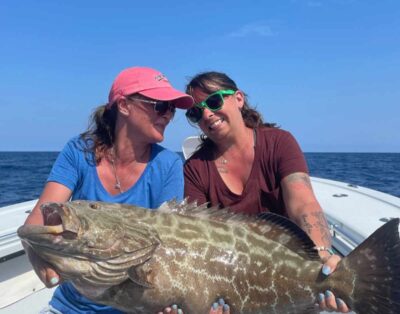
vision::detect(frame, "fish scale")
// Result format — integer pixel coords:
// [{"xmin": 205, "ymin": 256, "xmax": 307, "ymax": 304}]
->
[{"xmin": 18, "ymin": 200, "xmax": 400, "ymax": 314}]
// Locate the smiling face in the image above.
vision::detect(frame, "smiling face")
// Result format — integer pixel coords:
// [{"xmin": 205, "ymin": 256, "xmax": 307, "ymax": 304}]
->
[
  {"xmin": 117, "ymin": 94, "xmax": 175, "ymax": 144},
  {"xmin": 190, "ymin": 87, "xmax": 246, "ymax": 142}
]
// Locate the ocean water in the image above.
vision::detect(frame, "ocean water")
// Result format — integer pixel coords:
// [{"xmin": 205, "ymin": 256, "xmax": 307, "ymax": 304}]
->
[
  {"xmin": 305, "ymin": 152, "xmax": 400, "ymax": 198},
  {"xmin": 0, "ymin": 151, "xmax": 399, "ymax": 208},
  {"xmin": 0, "ymin": 152, "xmax": 59, "ymax": 207}
]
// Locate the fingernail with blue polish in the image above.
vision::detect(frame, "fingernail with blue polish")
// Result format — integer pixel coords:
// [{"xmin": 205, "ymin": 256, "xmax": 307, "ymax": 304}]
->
[
  {"xmin": 223, "ymin": 304, "xmax": 230, "ymax": 312},
  {"xmin": 172, "ymin": 304, "xmax": 178, "ymax": 310},
  {"xmin": 177, "ymin": 310, "xmax": 183, "ymax": 314},
  {"xmin": 218, "ymin": 298, "xmax": 225, "ymax": 306},
  {"xmin": 325, "ymin": 290, "xmax": 333, "ymax": 298},
  {"xmin": 318, "ymin": 293, "xmax": 325, "ymax": 302},
  {"xmin": 212, "ymin": 302, "xmax": 219, "ymax": 310},
  {"xmin": 336, "ymin": 298, "xmax": 344, "ymax": 306},
  {"xmin": 322, "ymin": 265, "xmax": 331, "ymax": 275},
  {"xmin": 50, "ymin": 277, "xmax": 59, "ymax": 285}
]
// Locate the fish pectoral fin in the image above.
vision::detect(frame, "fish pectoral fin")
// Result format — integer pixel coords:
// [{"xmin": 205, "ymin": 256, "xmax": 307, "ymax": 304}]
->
[{"xmin": 127, "ymin": 267, "xmax": 153, "ymax": 289}]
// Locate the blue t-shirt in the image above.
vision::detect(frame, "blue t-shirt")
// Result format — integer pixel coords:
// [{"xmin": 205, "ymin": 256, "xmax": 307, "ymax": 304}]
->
[{"xmin": 47, "ymin": 137, "xmax": 184, "ymax": 313}]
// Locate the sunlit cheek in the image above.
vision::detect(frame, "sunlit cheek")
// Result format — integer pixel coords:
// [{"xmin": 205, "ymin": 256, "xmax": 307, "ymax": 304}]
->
[
  {"xmin": 198, "ymin": 120, "xmax": 208, "ymax": 132},
  {"xmin": 141, "ymin": 112, "xmax": 154, "ymax": 124}
]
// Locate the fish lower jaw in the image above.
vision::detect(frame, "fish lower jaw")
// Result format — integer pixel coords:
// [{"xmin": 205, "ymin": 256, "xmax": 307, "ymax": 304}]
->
[{"xmin": 18, "ymin": 224, "xmax": 65, "ymax": 237}]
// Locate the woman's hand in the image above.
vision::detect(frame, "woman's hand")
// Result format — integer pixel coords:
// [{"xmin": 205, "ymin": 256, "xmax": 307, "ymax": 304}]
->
[
  {"xmin": 25, "ymin": 245, "xmax": 60, "ymax": 288},
  {"xmin": 317, "ymin": 254, "xmax": 350, "ymax": 313},
  {"xmin": 23, "ymin": 182, "xmax": 72, "ymax": 287},
  {"xmin": 157, "ymin": 304, "xmax": 182, "ymax": 314},
  {"xmin": 158, "ymin": 298, "xmax": 230, "ymax": 314},
  {"xmin": 210, "ymin": 298, "xmax": 230, "ymax": 314}
]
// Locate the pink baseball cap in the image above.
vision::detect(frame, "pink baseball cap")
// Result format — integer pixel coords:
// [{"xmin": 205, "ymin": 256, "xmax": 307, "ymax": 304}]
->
[{"xmin": 107, "ymin": 67, "xmax": 193, "ymax": 109}]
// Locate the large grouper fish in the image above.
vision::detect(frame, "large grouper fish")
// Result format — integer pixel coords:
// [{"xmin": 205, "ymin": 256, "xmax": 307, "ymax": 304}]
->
[{"xmin": 18, "ymin": 200, "xmax": 400, "ymax": 314}]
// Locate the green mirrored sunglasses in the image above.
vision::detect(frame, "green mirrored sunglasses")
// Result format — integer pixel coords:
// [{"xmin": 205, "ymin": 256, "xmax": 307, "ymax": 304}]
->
[{"xmin": 185, "ymin": 89, "xmax": 235, "ymax": 123}]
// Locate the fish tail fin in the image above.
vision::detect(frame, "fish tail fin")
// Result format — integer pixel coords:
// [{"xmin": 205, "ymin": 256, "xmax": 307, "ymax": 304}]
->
[{"xmin": 340, "ymin": 218, "xmax": 400, "ymax": 313}]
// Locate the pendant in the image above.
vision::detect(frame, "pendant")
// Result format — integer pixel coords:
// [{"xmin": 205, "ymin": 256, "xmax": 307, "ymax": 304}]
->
[
  {"xmin": 115, "ymin": 182, "xmax": 121, "ymax": 190},
  {"xmin": 217, "ymin": 166, "xmax": 228, "ymax": 173}
]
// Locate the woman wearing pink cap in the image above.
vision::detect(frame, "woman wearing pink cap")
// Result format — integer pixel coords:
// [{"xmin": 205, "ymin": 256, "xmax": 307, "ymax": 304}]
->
[{"xmin": 23, "ymin": 67, "xmax": 194, "ymax": 314}]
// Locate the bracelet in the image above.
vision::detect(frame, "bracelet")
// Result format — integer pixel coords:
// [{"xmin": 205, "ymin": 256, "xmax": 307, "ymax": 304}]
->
[{"xmin": 314, "ymin": 246, "xmax": 334, "ymax": 256}]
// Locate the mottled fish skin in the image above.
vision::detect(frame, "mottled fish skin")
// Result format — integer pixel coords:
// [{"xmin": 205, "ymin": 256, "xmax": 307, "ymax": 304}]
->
[{"xmin": 18, "ymin": 200, "xmax": 400, "ymax": 314}]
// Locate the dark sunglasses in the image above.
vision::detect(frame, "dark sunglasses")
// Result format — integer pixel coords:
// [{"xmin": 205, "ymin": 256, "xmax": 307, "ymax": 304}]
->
[
  {"xmin": 185, "ymin": 89, "xmax": 235, "ymax": 123},
  {"xmin": 127, "ymin": 97, "xmax": 176, "ymax": 116}
]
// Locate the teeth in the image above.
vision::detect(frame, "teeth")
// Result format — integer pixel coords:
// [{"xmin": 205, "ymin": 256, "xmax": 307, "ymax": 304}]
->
[
  {"xmin": 46, "ymin": 225, "xmax": 64, "ymax": 234},
  {"xmin": 210, "ymin": 119, "xmax": 223, "ymax": 129},
  {"xmin": 24, "ymin": 224, "xmax": 64, "ymax": 235}
]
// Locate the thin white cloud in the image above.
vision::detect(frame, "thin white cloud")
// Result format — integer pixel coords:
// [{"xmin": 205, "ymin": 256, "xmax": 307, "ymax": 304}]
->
[{"xmin": 228, "ymin": 22, "xmax": 274, "ymax": 38}]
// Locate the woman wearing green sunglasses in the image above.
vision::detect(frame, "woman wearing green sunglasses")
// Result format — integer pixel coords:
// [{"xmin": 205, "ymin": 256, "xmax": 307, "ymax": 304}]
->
[{"xmin": 183, "ymin": 71, "xmax": 350, "ymax": 313}]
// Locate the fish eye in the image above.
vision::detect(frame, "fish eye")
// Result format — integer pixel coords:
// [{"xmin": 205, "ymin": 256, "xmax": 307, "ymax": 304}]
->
[{"xmin": 89, "ymin": 203, "xmax": 99, "ymax": 209}]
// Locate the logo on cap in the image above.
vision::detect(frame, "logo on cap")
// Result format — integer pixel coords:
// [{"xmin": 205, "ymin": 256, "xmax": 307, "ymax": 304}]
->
[{"xmin": 155, "ymin": 74, "xmax": 168, "ymax": 82}]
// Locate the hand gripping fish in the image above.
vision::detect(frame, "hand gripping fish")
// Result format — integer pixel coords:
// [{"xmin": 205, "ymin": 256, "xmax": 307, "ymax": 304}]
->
[{"xmin": 18, "ymin": 200, "xmax": 400, "ymax": 314}]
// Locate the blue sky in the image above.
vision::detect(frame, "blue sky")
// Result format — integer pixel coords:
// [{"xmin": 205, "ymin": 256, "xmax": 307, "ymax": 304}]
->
[{"xmin": 1, "ymin": 0, "xmax": 399, "ymax": 152}]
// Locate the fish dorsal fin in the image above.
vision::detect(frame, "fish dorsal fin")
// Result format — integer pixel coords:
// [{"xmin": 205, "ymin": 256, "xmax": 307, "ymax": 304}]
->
[
  {"xmin": 158, "ymin": 198, "xmax": 237, "ymax": 220},
  {"xmin": 158, "ymin": 200, "xmax": 321, "ymax": 261},
  {"xmin": 158, "ymin": 199, "xmax": 252, "ymax": 225},
  {"xmin": 256, "ymin": 212, "xmax": 321, "ymax": 261},
  {"xmin": 158, "ymin": 198, "xmax": 208, "ymax": 214}
]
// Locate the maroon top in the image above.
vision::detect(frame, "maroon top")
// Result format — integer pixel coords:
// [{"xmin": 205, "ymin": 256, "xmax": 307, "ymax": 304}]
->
[{"xmin": 184, "ymin": 127, "xmax": 309, "ymax": 216}]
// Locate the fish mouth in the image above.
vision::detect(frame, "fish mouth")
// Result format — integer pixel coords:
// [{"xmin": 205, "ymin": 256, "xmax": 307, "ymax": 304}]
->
[
  {"xmin": 42, "ymin": 202, "xmax": 80, "ymax": 238},
  {"xmin": 18, "ymin": 202, "xmax": 80, "ymax": 240}
]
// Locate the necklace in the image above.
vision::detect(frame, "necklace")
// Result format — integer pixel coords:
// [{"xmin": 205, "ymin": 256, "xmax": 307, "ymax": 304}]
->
[
  {"xmin": 110, "ymin": 148, "xmax": 123, "ymax": 193},
  {"xmin": 216, "ymin": 129, "xmax": 257, "ymax": 173},
  {"xmin": 219, "ymin": 157, "xmax": 228, "ymax": 165},
  {"xmin": 109, "ymin": 145, "xmax": 150, "ymax": 194},
  {"xmin": 216, "ymin": 156, "xmax": 229, "ymax": 173}
]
